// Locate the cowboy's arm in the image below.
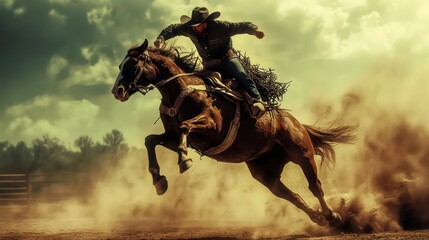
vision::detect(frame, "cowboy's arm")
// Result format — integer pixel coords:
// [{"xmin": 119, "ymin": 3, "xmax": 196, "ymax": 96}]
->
[
  {"xmin": 155, "ymin": 24, "xmax": 191, "ymax": 46},
  {"xmin": 224, "ymin": 21, "xmax": 264, "ymax": 38}
]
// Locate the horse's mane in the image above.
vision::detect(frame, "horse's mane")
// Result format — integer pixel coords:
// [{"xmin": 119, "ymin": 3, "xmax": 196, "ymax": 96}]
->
[{"xmin": 128, "ymin": 43, "xmax": 201, "ymax": 73}]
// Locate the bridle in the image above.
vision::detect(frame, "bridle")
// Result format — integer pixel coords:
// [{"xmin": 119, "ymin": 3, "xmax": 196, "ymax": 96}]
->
[{"xmin": 125, "ymin": 52, "xmax": 194, "ymax": 96}]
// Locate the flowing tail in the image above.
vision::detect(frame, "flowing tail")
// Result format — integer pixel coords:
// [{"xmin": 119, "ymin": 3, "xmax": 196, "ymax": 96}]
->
[{"xmin": 304, "ymin": 123, "xmax": 356, "ymax": 166}]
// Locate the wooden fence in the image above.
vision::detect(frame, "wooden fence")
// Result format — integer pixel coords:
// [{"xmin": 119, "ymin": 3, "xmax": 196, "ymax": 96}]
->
[
  {"xmin": 0, "ymin": 172, "xmax": 92, "ymax": 210},
  {"xmin": 0, "ymin": 173, "xmax": 30, "ymax": 209}
]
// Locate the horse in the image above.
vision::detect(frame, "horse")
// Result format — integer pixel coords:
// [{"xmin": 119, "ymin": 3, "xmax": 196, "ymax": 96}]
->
[{"xmin": 111, "ymin": 39, "xmax": 355, "ymax": 227}]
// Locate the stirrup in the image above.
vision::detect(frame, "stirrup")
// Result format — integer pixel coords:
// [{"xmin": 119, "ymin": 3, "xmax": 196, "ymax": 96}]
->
[{"xmin": 210, "ymin": 72, "xmax": 222, "ymax": 82}]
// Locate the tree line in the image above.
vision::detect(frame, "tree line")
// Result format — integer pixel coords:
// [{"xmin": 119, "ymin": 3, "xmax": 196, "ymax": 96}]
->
[{"xmin": 0, "ymin": 130, "xmax": 129, "ymax": 173}]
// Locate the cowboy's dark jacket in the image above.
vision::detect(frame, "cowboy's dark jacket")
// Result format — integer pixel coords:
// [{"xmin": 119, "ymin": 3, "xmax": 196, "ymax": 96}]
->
[{"xmin": 157, "ymin": 20, "xmax": 258, "ymax": 60}]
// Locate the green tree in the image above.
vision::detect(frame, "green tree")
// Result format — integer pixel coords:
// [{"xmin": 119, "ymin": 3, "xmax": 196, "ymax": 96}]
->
[
  {"xmin": 0, "ymin": 141, "xmax": 9, "ymax": 152},
  {"xmin": 30, "ymin": 135, "xmax": 68, "ymax": 171},
  {"xmin": 103, "ymin": 130, "xmax": 125, "ymax": 150},
  {"xmin": 8, "ymin": 141, "xmax": 33, "ymax": 171},
  {"xmin": 0, "ymin": 141, "xmax": 33, "ymax": 172},
  {"xmin": 102, "ymin": 130, "xmax": 129, "ymax": 165},
  {"xmin": 74, "ymin": 136, "xmax": 94, "ymax": 154}
]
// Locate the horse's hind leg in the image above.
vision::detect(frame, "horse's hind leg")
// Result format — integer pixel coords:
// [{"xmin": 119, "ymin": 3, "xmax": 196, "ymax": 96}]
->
[
  {"xmin": 293, "ymin": 150, "xmax": 342, "ymax": 227},
  {"xmin": 276, "ymin": 134, "xmax": 342, "ymax": 227},
  {"xmin": 246, "ymin": 151, "xmax": 328, "ymax": 226},
  {"xmin": 145, "ymin": 132, "xmax": 178, "ymax": 195}
]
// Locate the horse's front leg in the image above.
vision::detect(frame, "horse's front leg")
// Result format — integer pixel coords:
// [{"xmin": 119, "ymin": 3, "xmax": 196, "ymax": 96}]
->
[
  {"xmin": 178, "ymin": 111, "xmax": 218, "ymax": 173},
  {"xmin": 145, "ymin": 132, "xmax": 178, "ymax": 195}
]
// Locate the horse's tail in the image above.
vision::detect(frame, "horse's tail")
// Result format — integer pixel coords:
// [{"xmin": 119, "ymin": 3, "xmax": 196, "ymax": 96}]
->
[{"xmin": 304, "ymin": 123, "xmax": 356, "ymax": 166}]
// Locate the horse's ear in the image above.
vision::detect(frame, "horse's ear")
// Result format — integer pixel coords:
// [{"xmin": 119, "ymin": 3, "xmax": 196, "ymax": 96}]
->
[{"xmin": 137, "ymin": 39, "xmax": 148, "ymax": 53}]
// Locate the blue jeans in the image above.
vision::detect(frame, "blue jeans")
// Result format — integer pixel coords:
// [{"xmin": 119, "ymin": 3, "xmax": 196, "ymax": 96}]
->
[{"xmin": 216, "ymin": 57, "xmax": 261, "ymax": 100}]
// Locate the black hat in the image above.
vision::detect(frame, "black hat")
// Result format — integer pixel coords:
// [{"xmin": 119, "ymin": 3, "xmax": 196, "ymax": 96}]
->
[{"xmin": 180, "ymin": 7, "xmax": 220, "ymax": 26}]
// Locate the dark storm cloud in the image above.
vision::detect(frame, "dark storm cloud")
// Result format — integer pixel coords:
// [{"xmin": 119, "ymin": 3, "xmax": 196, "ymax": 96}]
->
[
  {"xmin": 1, "ymin": 1, "xmax": 93, "ymax": 108},
  {"xmin": 0, "ymin": 0, "xmax": 170, "ymax": 111}
]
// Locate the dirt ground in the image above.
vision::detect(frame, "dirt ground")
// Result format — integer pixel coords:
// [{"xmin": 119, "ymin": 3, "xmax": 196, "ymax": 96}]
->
[{"xmin": 1, "ymin": 217, "xmax": 429, "ymax": 240}]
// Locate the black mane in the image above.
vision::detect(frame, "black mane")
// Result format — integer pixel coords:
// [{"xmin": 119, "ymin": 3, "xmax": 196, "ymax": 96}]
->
[{"xmin": 148, "ymin": 44, "xmax": 201, "ymax": 73}]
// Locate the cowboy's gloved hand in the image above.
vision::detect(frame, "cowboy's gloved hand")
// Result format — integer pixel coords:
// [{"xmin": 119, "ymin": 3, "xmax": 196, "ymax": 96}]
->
[
  {"xmin": 254, "ymin": 30, "xmax": 265, "ymax": 39},
  {"xmin": 154, "ymin": 38, "xmax": 164, "ymax": 47}
]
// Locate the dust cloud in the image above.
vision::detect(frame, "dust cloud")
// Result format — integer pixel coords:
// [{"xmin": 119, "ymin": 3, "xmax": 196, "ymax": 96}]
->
[
  {"xmin": 309, "ymin": 58, "xmax": 429, "ymax": 235},
  {"xmin": 19, "ymin": 128, "xmax": 318, "ymax": 237}
]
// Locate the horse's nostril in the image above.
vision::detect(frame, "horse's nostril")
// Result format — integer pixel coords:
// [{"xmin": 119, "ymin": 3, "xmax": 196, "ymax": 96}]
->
[{"xmin": 117, "ymin": 86, "xmax": 124, "ymax": 96}]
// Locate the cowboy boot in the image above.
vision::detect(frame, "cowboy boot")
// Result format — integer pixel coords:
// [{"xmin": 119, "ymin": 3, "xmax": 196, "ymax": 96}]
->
[
  {"xmin": 243, "ymin": 92, "xmax": 266, "ymax": 119},
  {"xmin": 250, "ymin": 98, "xmax": 266, "ymax": 119}
]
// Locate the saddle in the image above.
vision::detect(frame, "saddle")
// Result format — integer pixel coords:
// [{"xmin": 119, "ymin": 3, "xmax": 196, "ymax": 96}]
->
[
  {"xmin": 198, "ymin": 71, "xmax": 265, "ymax": 115},
  {"xmin": 159, "ymin": 71, "xmax": 262, "ymax": 156},
  {"xmin": 197, "ymin": 71, "xmax": 243, "ymax": 102}
]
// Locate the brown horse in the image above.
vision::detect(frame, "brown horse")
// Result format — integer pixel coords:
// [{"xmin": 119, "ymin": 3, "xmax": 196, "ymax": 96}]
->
[{"xmin": 111, "ymin": 39, "xmax": 355, "ymax": 227}]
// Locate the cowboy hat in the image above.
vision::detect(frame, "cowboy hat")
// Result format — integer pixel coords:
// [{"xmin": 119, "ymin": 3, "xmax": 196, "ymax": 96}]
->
[{"xmin": 180, "ymin": 7, "xmax": 220, "ymax": 26}]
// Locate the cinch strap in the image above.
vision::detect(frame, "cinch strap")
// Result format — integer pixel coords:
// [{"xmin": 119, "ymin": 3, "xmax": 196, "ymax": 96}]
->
[
  {"xmin": 203, "ymin": 101, "xmax": 241, "ymax": 156},
  {"xmin": 159, "ymin": 85, "xmax": 207, "ymax": 117}
]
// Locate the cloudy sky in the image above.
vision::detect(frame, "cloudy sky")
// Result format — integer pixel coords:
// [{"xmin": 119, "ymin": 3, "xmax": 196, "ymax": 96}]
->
[{"xmin": 1, "ymin": 0, "xmax": 428, "ymax": 147}]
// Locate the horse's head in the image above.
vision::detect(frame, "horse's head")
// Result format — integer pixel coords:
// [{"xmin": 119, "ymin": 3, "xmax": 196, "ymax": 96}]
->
[{"xmin": 111, "ymin": 39, "xmax": 156, "ymax": 102}]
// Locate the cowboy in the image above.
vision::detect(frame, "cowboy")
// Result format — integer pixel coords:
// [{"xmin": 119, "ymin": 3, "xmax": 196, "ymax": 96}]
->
[{"xmin": 154, "ymin": 7, "xmax": 266, "ymax": 118}]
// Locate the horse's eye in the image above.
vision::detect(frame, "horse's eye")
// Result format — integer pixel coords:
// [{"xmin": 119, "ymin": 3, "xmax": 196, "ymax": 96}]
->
[{"xmin": 123, "ymin": 59, "xmax": 135, "ymax": 69}]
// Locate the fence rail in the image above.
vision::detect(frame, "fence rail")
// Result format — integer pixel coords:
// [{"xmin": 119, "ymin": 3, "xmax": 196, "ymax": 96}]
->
[
  {"xmin": 0, "ymin": 171, "xmax": 93, "ymax": 211},
  {"xmin": 0, "ymin": 174, "xmax": 26, "ymax": 177},
  {"xmin": 0, "ymin": 173, "xmax": 30, "ymax": 208}
]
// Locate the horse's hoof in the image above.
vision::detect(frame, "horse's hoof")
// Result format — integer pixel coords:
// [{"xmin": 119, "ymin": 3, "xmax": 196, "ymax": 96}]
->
[
  {"xmin": 327, "ymin": 212, "xmax": 342, "ymax": 227},
  {"xmin": 179, "ymin": 159, "xmax": 193, "ymax": 174},
  {"xmin": 154, "ymin": 175, "xmax": 168, "ymax": 195},
  {"xmin": 310, "ymin": 212, "xmax": 328, "ymax": 226}
]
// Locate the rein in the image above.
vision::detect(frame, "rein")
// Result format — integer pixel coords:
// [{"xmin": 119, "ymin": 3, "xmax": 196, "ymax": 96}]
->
[
  {"xmin": 126, "ymin": 51, "xmax": 194, "ymax": 96},
  {"xmin": 132, "ymin": 72, "xmax": 195, "ymax": 96}
]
